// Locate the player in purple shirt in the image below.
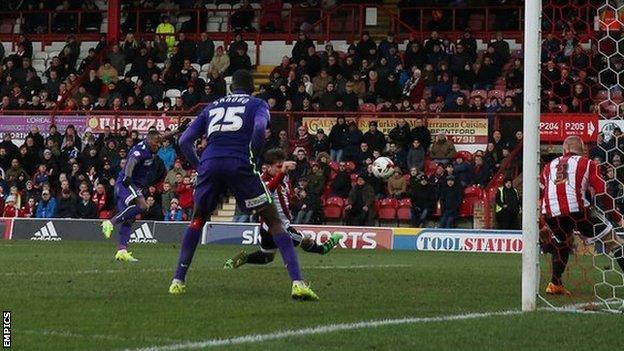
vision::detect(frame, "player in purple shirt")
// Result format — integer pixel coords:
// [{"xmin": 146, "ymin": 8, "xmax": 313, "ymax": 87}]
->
[
  {"xmin": 101, "ymin": 122, "xmax": 189, "ymax": 262},
  {"xmin": 168, "ymin": 70, "xmax": 318, "ymax": 300}
]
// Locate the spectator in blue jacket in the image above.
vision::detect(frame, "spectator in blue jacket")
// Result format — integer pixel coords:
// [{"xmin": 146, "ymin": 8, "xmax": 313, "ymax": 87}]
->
[
  {"xmin": 36, "ymin": 190, "xmax": 57, "ymax": 218},
  {"xmin": 157, "ymin": 138, "xmax": 177, "ymax": 170},
  {"xmin": 164, "ymin": 198, "xmax": 184, "ymax": 221}
]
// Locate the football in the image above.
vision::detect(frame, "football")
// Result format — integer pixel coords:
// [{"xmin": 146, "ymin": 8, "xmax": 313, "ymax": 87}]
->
[{"xmin": 372, "ymin": 157, "xmax": 395, "ymax": 179}]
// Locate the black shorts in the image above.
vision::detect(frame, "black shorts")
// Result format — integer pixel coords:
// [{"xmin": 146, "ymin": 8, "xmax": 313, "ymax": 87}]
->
[
  {"xmin": 544, "ymin": 207, "xmax": 612, "ymax": 245},
  {"xmin": 259, "ymin": 226, "xmax": 303, "ymax": 253}
]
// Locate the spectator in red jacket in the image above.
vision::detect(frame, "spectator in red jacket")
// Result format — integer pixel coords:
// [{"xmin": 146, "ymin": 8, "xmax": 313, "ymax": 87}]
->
[
  {"xmin": 175, "ymin": 175, "xmax": 194, "ymax": 218},
  {"xmin": 19, "ymin": 197, "xmax": 36, "ymax": 218},
  {"xmin": 3, "ymin": 195, "xmax": 18, "ymax": 217},
  {"xmin": 404, "ymin": 67, "xmax": 424, "ymax": 104},
  {"xmin": 92, "ymin": 183, "xmax": 110, "ymax": 213}
]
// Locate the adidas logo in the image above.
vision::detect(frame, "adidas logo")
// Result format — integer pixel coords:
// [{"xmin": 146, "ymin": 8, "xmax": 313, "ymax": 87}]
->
[
  {"xmin": 130, "ymin": 223, "xmax": 158, "ymax": 243},
  {"xmin": 30, "ymin": 221, "xmax": 62, "ymax": 241}
]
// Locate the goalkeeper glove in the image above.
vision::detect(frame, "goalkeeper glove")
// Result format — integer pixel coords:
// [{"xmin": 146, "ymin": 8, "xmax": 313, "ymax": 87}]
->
[{"xmin": 178, "ymin": 118, "xmax": 191, "ymax": 133}]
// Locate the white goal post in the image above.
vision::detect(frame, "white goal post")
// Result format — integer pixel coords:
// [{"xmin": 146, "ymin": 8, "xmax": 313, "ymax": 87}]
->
[{"xmin": 521, "ymin": 0, "xmax": 541, "ymax": 312}]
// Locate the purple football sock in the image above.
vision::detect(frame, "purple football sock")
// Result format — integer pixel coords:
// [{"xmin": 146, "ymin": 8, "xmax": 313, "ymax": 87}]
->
[
  {"xmin": 117, "ymin": 224, "xmax": 132, "ymax": 250},
  {"xmin": 112, "ymin": 205, "xmax": 141, "ymax": 225},
  {"xmin": 273, "ymin": 232, "xmax": 303, "ymax": 281},
  {"xmin": 173, "ymin": 226, "xmax": 202, "ymax": 281}
]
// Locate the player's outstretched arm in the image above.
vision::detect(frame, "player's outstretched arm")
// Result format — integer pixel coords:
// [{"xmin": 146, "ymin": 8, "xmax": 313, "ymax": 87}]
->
[
  {"xmin": 179, "ymin": 112, "xmax": 208, "ymax": 169},
  {"xmin": 162, "ymin": 118, "xmax": 191, "ymax": 139}
]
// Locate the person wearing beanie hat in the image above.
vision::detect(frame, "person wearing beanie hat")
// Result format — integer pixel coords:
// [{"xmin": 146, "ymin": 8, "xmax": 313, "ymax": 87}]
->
[
  {"xmin": 2, "ymin": 195, "xmax": 17, "ymax": 217},
  {"xmin": 495, "ymin": 177, "xmax": 521, "ymax": 229},
  {"xmin": 439, "ymin": 174, "xmax": 463, "ymax": 228},
  {"xmin": 345, "ymin": 173, "xmax": 376, "ymax": 226},
  {"xmin": 362, "ymin": 120, "xmax": 386, "ymax": 152}
]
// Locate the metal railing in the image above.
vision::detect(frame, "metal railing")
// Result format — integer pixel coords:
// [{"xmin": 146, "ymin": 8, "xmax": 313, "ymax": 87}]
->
[{"xmin": 0, "ymin": 4, "xmax": 530, "ymax": 44}]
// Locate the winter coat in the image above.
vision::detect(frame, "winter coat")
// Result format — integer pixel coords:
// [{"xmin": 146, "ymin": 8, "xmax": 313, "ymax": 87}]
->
[{"xmin": 430, "ymin": 139, "xmax": 456, "ymax": 160}]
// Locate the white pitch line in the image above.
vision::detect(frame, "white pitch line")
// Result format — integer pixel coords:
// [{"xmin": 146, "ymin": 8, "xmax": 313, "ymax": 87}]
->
[
  {"xmin": 127, "ymin": 310, "xmax": 524, "ymax": 351},
  {"xmin": 0, "ymin": 264, "xmax": 412, "ymax": 277},
  {"xmin": 20, "ymin": 329, "xmax": 179, "ymax": 344}
]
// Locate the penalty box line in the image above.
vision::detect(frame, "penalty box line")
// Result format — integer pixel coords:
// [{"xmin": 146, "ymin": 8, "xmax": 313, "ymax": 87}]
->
[{"xmin": 128, "ymin": 310, "xmax": 524, "ymax": 351}]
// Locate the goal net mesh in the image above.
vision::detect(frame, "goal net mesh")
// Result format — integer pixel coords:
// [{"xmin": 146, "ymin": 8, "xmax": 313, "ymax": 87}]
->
[{"xmin": 538, "ymin": 0, "xmax": 624, "ymax": 312}]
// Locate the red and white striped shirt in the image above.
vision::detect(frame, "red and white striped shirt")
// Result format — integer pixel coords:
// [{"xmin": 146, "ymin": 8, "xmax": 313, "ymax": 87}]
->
[
  {"xmin": 540, "ymin": 153, "xmax": 605, "ymax": 217},
  {"xmin": 260, "ymin": 171, "xmax": 293, "ymax": 228}
]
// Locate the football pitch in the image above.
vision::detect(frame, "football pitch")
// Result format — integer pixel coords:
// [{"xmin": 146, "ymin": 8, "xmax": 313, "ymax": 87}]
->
[{"xmin": 0, "ymin": 241, "xmax": 622, "ymax": 351}]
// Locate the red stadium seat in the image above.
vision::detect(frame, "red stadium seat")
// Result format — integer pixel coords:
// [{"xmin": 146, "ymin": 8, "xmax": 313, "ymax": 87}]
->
[
  {"xmin": 378, "ymin": 198, "xmax": 398, "ymax": 221},
  {"xmin": 323, "ymin": 197, "xmax": 344, "ymax": 221},
  {"xmin": 432, "ymin": 200, "xmax": 442, "ymax": 218},
  {"xmin": 459, "ymin": 185, "xmax": 483, "ymax": 218},
  {"xmin": 459, "ymin": 199, "xmax": 474, "ymax": 217},
  {"xmin": 360, "ymin": 103, "xmax": 377, "ymax": 112},
  {"xmin": 329, "ymin": 161, "xmax": 340, "ymax": 172},
  {"xmin": 464, "ymin": 185, "xmax": 483, "ymax": 198},
  {"xmin": 397, "ymin": 198, "xmax": 412, "ymax": 221}
]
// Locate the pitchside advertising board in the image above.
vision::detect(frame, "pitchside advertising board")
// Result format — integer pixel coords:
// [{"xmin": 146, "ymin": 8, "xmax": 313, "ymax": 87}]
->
[
  {"xmin": 202, "ymin": 223, "xmax": 394, "ymax": 250},
  {"xmin": 2, "ymin": 218, "xmax": 523, "ymax": 254},
  {"xmin": 392, "ymin": 228, "xmax": 523, "ymax": 253},
  {"xmin": 0, "ymin": 115, "xmax": 87, "ymax": 144},
  {"xmin": 539, "ymin": 113, "xmax": 598, "ymax": 142},
  {"xmin": 302, "ymin": 117, "xmax": 488, "ymax": 153},
  {"xmin": 8, "ymin": 218, "xmax": 182, "ymax": 243},
  {"xmin": 86, "ymin": 115, "xmax": 185, "ymax": 134}
]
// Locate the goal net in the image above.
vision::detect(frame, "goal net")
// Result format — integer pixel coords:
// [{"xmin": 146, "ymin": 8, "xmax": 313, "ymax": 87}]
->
[{"xmin": 534, "ymin": 0, "xmax": 624, "ymax": 312}]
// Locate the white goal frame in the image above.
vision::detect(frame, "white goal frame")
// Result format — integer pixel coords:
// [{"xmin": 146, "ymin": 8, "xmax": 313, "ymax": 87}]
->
[{"xmin": 521, "ymin": 0, "xmax": 541, "ymax": 312}]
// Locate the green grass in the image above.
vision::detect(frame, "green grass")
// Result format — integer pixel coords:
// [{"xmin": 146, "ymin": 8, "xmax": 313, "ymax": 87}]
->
[{"xmin": 0, "ymin": 241, "xmax": 621, "ymax": 351}]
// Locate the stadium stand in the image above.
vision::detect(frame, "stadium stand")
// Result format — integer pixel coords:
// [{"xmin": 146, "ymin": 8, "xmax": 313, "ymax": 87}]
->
[{"xmin": 0, "ymin": 0, "xmax": 599, "ymax": 230}]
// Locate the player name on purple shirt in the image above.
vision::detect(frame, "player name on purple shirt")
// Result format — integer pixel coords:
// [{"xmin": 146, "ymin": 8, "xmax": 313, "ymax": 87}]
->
[{"xmin": 180, "ymin": 92, "xmax": 270, "ymax": 168}]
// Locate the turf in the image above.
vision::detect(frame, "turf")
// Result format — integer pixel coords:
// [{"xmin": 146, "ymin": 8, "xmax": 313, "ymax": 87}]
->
[{"xmin": 0, "ymin": 240, "xmax": 621, "ymax": 351}]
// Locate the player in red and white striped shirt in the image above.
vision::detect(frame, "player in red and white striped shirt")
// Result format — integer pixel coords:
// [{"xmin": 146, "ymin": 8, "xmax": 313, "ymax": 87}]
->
[
  {"xmin": 223, "ymin": 148, "xmax": 342, "ymax": 269},
  {"xmin": 540, "ymin": 136, "xmax": 624, "ymax": 295}
]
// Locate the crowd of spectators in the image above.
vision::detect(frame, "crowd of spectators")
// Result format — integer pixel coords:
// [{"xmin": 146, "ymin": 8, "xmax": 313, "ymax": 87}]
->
[
  {"xmin": 0, "ymin": 0, "xmax": 597, "ymax": 229},
  {"xmin": 0, "ymin": 114, "xmax": 523, "ymax": 228},
  {"xmin": 0, "ymin": 0, "xmax": 602, "ymax": 116}
]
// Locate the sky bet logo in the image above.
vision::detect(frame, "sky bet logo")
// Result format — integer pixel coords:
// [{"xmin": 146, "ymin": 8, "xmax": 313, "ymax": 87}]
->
[{"xmin": 3, "ymin": 311, "xmax": 10, "ymax": 348}]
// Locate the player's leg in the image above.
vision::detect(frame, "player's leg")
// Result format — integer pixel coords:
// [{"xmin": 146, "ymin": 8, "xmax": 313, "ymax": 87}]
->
[
  {"xmin": 102, "ymin": 183, "xmax": 144, "ymax": 238},
  {"xmin": 576, "ymin": 208, "xmax": 624, "ymax": 272},
  {"xmin": 292, "ymin": 227, "xmax": 342, "ymax": 255},
  {"xmin": 224, "ymin": 228, "xmax": 276, "ymax": 268},
  {"xmin": 544, "ymin": 215, "xmax": 574, "ymax": 295},
  {"xmin": 229, "ymin": 162, "xmax": 318, "ymax": 300},
  {"xmin": 114, "ymin": 196, "xmax": 148, "ymax": 258},
  {"xmin": 169, "ymin": 173, "xmax": 221, "ymax": 294}
]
